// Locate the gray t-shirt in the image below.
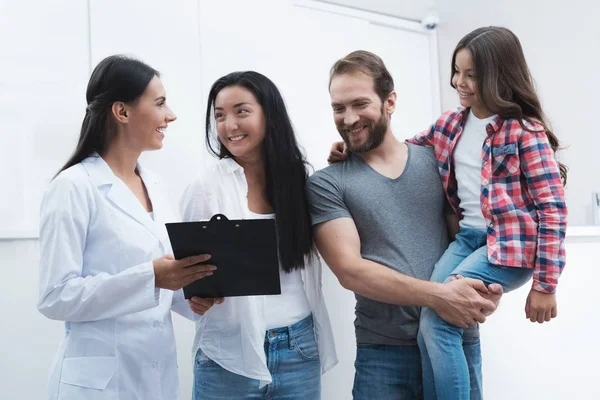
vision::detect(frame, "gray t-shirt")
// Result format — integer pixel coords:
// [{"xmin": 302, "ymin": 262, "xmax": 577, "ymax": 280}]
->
[{"xmin": 307, "ymin": 144, "xmax": 448, "ymax": 345}]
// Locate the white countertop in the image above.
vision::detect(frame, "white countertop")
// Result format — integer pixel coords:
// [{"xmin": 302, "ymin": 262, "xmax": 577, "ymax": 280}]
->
[
  {"xmin": 0, "ymin": 229, "xmax": 38, "ymax": 240},
  {"xmin": 566, "ymin": 225, "xmax": 600, "ymax": 238},
  {"xmin": 2, "ymin": 226, "xmax": 600, "ymax": 240}
]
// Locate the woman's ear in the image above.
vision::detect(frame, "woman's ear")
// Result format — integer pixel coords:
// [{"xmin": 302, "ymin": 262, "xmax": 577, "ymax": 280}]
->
[{"xmin": 111, "ymin": 102, "xmax": 129, "ymax": 124}]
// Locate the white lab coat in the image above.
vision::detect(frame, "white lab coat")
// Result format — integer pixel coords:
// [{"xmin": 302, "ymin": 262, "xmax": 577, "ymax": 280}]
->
[{"xmin": 38, "ymin": 155, "xmax": 194, "ymax": 400}]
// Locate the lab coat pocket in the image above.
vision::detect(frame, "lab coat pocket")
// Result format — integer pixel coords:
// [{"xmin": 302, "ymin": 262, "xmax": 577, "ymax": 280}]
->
[{"xmin": 59, "ymin": 356, "xmax": 117, "ymax": 398}]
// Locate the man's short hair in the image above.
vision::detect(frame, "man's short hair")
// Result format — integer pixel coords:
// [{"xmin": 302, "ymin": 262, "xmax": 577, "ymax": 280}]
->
[{"xmin": 329, "ymin": 50, "xmax": 394, "ymax": 102}]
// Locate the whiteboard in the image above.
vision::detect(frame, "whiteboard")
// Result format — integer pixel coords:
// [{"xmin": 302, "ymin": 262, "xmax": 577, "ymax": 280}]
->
[
  {"xmin": 0, "ymin": 0, "xmax": 438, "ymax": 241},
  {"xmin": 0, "ymin": 0, "xmax": 90, "ymax": 237},
  {"xmin": 198, "ymin": 0, "xmax": 439, "ymax": 172},
  {"xmin": 88, "ymin": 0, "xmax": 207, "ymax": 215},
  {"xmin": 0, "ymin": 1, "xmax": 439, "ymax": 399},
  {"xmin": 286, "ymin": 3, "xmax": 439, "ymax": 398}
]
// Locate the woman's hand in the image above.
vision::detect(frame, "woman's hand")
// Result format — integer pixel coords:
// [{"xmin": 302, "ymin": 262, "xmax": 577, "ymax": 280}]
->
[
  {"xmin": 188, "ymin": 297, "xmax": 225, "ymax": 315},
  {"xmin": 153, "ymin": 254, "xmax": 216, "ymax": 291},
  {"xmin": 525, "ymin": 289, "xmax": 557, "ymax": 323}
]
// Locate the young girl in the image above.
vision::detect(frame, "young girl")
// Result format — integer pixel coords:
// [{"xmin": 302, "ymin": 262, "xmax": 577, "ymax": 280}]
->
[
  {"xmin": 180, "ymin": 71, "xmax": 337, "ymax": 399},
  {"xmin": 329, "ymin": 26, "xmax": 567, "ymax": 400}
]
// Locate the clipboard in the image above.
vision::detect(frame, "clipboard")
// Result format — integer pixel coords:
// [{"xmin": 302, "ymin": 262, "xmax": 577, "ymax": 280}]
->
[{"xmin": 165, "ymin": 214, "xmax": 281, "ymax": 299}]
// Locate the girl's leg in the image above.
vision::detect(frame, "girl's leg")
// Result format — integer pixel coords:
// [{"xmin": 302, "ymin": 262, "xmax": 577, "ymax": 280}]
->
[
  {"xmin": 420, "ymin": 244, "xmax": 533, "ymax": 400},
  {"xmin": 419, "ymin": 231, "xmax": 476, "ymax": 400},
  {"xmin": 463, "ymin": 335, "xmax": 483, "ymax": 400}
]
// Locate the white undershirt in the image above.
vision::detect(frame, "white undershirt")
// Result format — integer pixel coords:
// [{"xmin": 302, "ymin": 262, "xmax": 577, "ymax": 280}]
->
[
  {"xmin": 247, "ymin": 210, "xmax": 311, "ymax": 330},
  {"xmin": 454, "ymin": 109, "xmax": 497, "ymax": 229}
]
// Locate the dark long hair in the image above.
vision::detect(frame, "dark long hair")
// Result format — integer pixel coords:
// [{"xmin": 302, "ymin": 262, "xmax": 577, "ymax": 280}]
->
[
  {"xmin": 57, "ymin": 55, "xmax": 159, "ymax": 175},
  {"xmin": 452, "ymin": 26, "xmax": 568, "ymax": 185},
  {"xmin": 205, "ymin": 71, "xmax": 314, "ymax": 272}
]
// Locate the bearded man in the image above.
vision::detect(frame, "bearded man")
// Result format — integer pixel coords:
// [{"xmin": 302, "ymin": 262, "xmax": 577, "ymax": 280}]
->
[{"xmin": 306, "ymin": 50, "xmax": 502, "ymax": 400}]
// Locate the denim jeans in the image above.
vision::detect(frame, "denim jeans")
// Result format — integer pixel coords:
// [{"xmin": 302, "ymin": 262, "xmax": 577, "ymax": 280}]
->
[
  {"xmin": 418, "ymin": 228, "xmax": 533, "ymax": 400},
  {"xmin": 192, "ymin": 315, "xmax": 320, "ymax": 400},
  {"xmin": 352, "ymin": 344, "xmax": 423, "ymax": 400}
]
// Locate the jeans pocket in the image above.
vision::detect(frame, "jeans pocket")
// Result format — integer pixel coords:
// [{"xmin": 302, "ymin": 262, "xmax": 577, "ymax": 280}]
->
[
  {"xmin": 292, "ymin": 328, "xmax": 320, "ymax": 361},
  {"xmin": 195, "ymin": 348, "xmax": 218, "ymax": 368}
]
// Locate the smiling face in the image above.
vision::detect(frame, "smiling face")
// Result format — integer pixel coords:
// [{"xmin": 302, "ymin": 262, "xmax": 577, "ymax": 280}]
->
[
  {"xmin": 124, "ymin": 76, "xmax": 177, "ymax": 151},
  {"xmin": 213, "ymin": 85, "xmax": 267, "ymax": 161},
  {"xmin": 451, "ymin": 48, "xmax": 492, "ymax": 118},
  {"xmin": 329, "ymin": 71, "xmax": 394, "ymax": 153}
]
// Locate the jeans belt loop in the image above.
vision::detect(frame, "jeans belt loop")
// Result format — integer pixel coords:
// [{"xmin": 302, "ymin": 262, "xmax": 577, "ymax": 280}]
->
[{"xmin": 287, "ymin": 325, "xmax": 294, "ymax": 350}]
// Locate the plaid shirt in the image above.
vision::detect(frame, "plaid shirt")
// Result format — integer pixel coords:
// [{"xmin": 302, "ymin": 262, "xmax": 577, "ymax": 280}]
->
[{"xmin": 407, "ymin": 107, "xmax": 567, "ymax": 293}]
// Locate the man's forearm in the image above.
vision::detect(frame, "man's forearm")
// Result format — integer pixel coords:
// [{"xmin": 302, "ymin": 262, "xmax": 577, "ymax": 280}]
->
[{"xmin": 335, "ymin": 256, "xmax": 443, "ymax": 308}]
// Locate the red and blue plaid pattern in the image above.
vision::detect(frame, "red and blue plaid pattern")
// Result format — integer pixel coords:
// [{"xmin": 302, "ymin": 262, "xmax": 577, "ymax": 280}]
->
[{"xmin": 407, "ymin": 107, "xmax": 567, "ymax": 293}]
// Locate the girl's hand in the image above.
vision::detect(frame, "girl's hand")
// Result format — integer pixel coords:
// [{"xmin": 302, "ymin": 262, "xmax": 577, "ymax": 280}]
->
[
  {"xmin": 525, "ymin": 289, "xmax": 557, "ymax": 323},
  {"xmin": 327, "ymin": 141, "xmax": 348, "ymax": 164}
]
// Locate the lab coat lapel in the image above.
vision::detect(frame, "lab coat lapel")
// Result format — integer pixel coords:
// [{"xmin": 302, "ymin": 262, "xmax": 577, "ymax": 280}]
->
[
  {"xmin": 137, "ymin": 164, "xmax": 173, "ymax": 251},
  {"xmin": 83, "ymin": 155, "xmax": 164, "ymax": 244}
]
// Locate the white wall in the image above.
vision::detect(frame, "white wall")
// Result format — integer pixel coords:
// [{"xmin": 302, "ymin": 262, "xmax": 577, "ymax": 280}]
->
[
  {"xmin": 480, "ymin": 234, "xmax": 600, "ymax": 400},
  {"xmin": 435, "ymin": 0, "xmax": 600, "ymax": 226},
  {"xmin": 3, "ymin": 1, "xmax": 595, "ymax": 399}
]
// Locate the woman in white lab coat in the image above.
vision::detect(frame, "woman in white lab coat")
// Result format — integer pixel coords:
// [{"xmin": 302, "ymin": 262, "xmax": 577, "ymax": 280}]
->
[{"xmin": 38, "ymin": 55, "xmax": 217, "ymax": 400}]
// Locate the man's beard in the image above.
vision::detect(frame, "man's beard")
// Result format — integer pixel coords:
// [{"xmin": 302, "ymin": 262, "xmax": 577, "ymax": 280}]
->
[{"xmin": 338, "ymin": 112, "xmax": 388, "ymax": 154}]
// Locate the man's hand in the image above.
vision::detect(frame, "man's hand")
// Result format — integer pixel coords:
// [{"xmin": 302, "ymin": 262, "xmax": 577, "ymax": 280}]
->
[
  {"xmin": 454, "ymin": 274, "xmax": 504, "ymax": 315},
  {"xmin": 431, "ymin": 278, "xmax": 497, "ymax": 328},
  {"xmin": 525, "ymin": 289, "xmax": 557, "ymax": 323},
  {"xmin": 188, "ymin": 297, "xmax": 224, "ymax": 315}
]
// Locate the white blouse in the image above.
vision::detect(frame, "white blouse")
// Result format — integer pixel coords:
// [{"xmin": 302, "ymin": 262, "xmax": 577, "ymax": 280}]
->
[{"xmin": 179, "ymin": 158, "xmax": 338, "ymax": 387}]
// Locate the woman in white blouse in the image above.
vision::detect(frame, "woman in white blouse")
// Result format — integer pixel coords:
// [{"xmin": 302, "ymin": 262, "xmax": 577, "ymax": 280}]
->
[
  {"xmin": 180, "ymin": 71, "xmax": 338, "ymax": 399},
  {"xmin": 38, "ymin": 55, "xmax": 217, "ymax": 400}
]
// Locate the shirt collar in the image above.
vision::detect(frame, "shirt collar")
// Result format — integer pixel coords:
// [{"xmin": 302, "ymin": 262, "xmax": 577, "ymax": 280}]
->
[
  {"xmin": 221, "ymin": 157, "xmax": 244, "ymax": 174},
  {"xmin": 459, "ymin": 107, "xmax": 504, "ymax": 136}
]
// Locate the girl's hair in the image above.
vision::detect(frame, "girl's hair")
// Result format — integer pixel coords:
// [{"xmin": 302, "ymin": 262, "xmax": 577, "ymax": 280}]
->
[
  {"xmin": 452, "ymin": 26, "xmax": 567, "ymax": 185},
  {"xmin": 205, "ymin": 71, "xmax": 314, "ymax": 272},
  {"xmin": 57, "ymin": 55, "xmax": 159, "ymax": 175}
]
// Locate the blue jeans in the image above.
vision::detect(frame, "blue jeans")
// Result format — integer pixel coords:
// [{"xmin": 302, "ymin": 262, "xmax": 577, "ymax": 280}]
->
[
  {"xmin": 418, "ymin": 228, "xmax": 533, "ymax": 400},
  {"xmin": 192, "ymin": 315, "xmax": 320, "ymax": 400},
  {"xmin": 352, "ymin": 344, "xmax": 423, "ymax": 400}
]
